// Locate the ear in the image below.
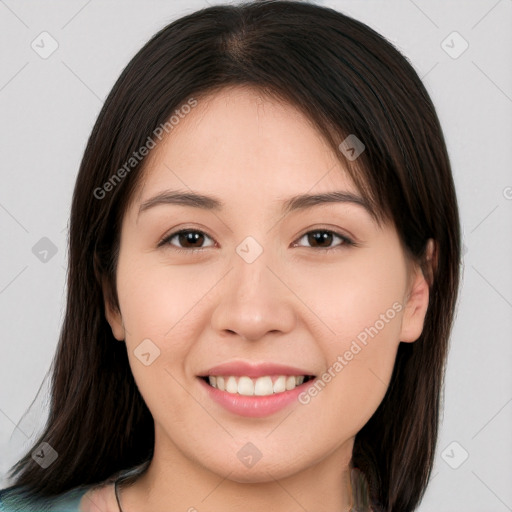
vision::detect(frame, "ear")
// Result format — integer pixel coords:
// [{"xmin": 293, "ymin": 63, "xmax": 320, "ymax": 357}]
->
[
  {"xmin": 101, "ymin": 277, "xmax": 125, "ymax": 341},
  {"xmin": 399, "ymin": 239, "xmax": 436, "ymax": 343}
]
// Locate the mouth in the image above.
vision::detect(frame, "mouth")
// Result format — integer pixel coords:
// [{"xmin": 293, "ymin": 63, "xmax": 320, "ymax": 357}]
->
[
  {"xmin": 197, "ymin": 361, "xmax": 318, "ymax": 417},
  {"xmin": 198, "ymin": 374, "xmax": 316, "ymax": 397}
]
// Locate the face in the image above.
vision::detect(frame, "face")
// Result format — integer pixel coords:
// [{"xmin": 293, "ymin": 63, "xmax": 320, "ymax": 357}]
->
[{"xmin": 105, "ymin": 86, "xmax": 430, "ymax": 484}]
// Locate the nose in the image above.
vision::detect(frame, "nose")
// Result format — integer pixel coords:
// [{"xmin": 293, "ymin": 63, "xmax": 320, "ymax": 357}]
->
[{"xmin": 209, "ymin": 244, "xmax": 297, "ymax": 342}]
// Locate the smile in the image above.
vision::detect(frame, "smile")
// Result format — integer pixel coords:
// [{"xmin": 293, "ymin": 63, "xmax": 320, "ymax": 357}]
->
[
  {"xmin": 202, "ymin": 375, "xmax": 315, "ymax": 396},
  {"xmin": 198, "ymin": 374, "xmax": 317, "ymax": 418},
  {"xmin": 197, "ymin": 361, "xmax": 317, "ymax": 417}
]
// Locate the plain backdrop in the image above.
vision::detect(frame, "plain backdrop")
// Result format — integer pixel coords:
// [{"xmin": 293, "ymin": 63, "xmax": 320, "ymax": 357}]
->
[{"xmin": 0, "ymin": 1, "xmax": 511, "ymax": 510}]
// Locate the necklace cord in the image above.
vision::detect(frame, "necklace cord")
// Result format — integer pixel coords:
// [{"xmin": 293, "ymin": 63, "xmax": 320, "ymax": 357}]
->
[{"xmin": 114, "ymin": 476, "xmax": 124, "ymax": 512}]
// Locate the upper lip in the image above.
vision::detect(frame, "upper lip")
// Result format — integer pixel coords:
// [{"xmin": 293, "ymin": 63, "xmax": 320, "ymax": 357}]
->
[{"xmin": 200, "ymin": 360, "xmax": 315, "ymax": 378}]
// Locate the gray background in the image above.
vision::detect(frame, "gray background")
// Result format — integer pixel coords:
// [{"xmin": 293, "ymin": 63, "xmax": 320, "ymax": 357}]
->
[{"xmin": 0, "ymin": 1, "xmax": 511, "ymax": 510}]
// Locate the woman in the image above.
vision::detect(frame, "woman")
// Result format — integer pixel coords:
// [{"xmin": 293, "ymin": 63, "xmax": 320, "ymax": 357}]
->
[{"xmin": 0, "ymin": 1, "xmax": 461, "ymax": 511}]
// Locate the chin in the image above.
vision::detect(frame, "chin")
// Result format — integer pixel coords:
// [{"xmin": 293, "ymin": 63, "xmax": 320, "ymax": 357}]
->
[
  {"xmin": 200, "ymin": 449, "xmax": 309, "ymax": 484},
  {"xmin": 218, "ymin": 464, "xmax": 301, "ymax": 484}
]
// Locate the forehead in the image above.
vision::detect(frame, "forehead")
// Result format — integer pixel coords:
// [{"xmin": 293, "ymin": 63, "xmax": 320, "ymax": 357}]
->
[{"xmin": 131, "ymin": 86, "xmax": 362, "ymax": 212}]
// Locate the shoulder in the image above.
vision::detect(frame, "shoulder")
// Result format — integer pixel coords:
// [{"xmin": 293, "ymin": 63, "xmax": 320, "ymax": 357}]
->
[
  {"xmin": 0, "ymin": 484, "xmax": 90, "ymax": 511},
  {"xmin": 0, "ymin": 483, "xmax": 120, "ymax": 512},
  {"xmin": 0, "ymin": 462, "xmax": 148, "ymax": 512},
  {"xmin": 78, "ymin": 483, "xmax": 119, "ymax": 512}
]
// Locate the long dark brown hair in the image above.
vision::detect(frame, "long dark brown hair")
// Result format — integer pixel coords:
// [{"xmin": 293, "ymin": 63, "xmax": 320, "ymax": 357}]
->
[{"xmin": 2, "ymin": 1, "xmax": 461, "ymax": 510}]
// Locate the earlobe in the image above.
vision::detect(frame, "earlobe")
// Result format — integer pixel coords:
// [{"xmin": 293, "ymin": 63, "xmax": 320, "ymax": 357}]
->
[
  {"xmin": 105, "ymin": 302, "xmax": 126, "ymax": 341},
  {"xmin": 399, "ymin": 239, "xmax": 436, "ymax": 343},
  {"xmin": 101, "ymin": 278, "xmax": 125, "ymax": 341}
]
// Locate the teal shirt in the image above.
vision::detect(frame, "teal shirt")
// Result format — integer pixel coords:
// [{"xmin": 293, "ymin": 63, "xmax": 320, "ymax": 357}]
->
[
  {"xmin": 0, "ymin": 463, "xmax": 147, "ymax": 511},
  {"xmin": 0, "ymin": 485, "xmax": 91, "ymax": 512}
]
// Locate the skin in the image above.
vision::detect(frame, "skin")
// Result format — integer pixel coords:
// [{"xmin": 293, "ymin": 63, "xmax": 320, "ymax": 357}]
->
[{"xmin": 90, "ymin": 86, "xmax": 433, "ymax": 512}]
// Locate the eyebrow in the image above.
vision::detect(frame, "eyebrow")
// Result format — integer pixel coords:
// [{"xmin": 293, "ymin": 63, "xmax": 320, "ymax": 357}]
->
[{"xmin": 137, "ymin": 189, "xmax": 374, "ymax": 218}]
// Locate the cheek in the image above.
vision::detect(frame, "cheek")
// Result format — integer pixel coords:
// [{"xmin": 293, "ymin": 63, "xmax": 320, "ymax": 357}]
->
[
  {"xmin": 293, "ymin": 251, "xmax": 406, "ymax": 417},
  {"xmin": 116, "ymin": 253, "xmax": 214, "ymax": 339},
  {"xmin": 289, "ymin": 249, "xmax": 407, "ymax": 343},
  {"xmin": 115, "ymin": 259, "xmax": 202, "ymax": 422},
  {"xmin": 113, "ymin": 256, "xmax": 191, "ymax": 385}
]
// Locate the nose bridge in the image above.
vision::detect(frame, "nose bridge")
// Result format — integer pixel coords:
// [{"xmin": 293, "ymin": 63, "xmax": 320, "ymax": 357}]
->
[
  {"xmin": 209, "ymin": 233, "xmax": 296, "ymax": 341},
  {"xmin": 235, "ymin": 235, "xmax": 267, "ymax": 281},
  {"xmin": 231, "ymin": 233, "xmax": 278, "ymax": 307}
]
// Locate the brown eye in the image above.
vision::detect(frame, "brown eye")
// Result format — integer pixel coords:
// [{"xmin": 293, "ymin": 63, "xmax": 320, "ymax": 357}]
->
[
  {"xmin": 295, "ymin": 230, "xmax": 354, "ymax": 251},
  {"xmin": 307, "ymin": 231, "xmax": 334, "ymax": 248},
  {"xmin": 160, "ymin": 229, "xmax": 215, "ymax": 251},
  {"xmin": 176, "ymin": 231, "xmax": 205, "ymax": 248}
]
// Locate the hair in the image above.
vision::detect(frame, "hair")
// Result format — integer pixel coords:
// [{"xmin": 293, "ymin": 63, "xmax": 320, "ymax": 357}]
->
[{"xmin": 2, "ymin": 1, "xmax": 461, "ymax": 511}]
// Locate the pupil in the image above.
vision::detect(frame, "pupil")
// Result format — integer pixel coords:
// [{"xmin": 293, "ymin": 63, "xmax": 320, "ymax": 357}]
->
[
  {"xmin": 310, "ymin": 231, "xmax": 331, "ymax": 247},
  {"xmin": 180, "ymin": 231, "xmax": 202, "ymax": 247}
]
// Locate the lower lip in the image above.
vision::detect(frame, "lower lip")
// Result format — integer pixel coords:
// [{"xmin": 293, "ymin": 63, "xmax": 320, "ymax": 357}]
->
[{"xmin": 198, "ymin": 377, "xmax": 316, "ymax": 418}]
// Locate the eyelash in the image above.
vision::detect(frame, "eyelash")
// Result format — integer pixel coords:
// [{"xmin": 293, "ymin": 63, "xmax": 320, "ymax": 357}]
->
[{"xmin": 158, "ymin": 227, "xmax": 356, "ymax": 254}]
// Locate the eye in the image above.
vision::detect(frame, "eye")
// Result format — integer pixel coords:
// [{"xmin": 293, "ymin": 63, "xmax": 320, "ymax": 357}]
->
[
  {"xmin": 292, "ymin": 229, "xmax": 355, "ymax": 252},
  {"xmin": 158, "ymin": 227, "xmax": 355, "ymax": 254},
  {"xmin": 158, "ymin": 229, "xmax": 215, "ymax": 253}
]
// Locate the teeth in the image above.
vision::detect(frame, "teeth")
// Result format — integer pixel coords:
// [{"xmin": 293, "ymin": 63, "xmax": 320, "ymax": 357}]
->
[
  {"xmin": 273, "ymin": 375, "xmax": 286, "ymax": 393},
  {"xmin": 226, "ymin": 376, "xmax": 238, "ymax": 394},
  {"xmin": 254, "ymin": 376, "xmax": 273, "ymax": 396},
  {"xmin": 285, "ymin": 376, "xmax": 296, "ymax": 390},
  {"xmin": 238, "ymin": 376, "xmax": 254, "ymax": 396},
  {"xmin": 206, "ymin": 375, "xmax": 309, "ymax": 396}
]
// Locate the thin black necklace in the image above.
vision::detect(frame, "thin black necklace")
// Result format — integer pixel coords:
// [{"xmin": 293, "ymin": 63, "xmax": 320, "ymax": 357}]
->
[{"xmin": 114, "ymin": 475, "xmax": 125, "ymax": 512}]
